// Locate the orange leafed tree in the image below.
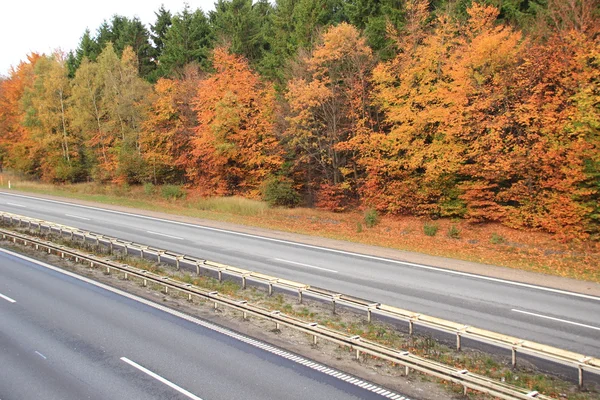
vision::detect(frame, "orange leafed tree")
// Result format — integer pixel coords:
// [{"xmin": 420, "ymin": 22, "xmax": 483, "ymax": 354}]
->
[
  {"xmin": 141, "ymin": 65, "xmax": 201, "ymax": 184},
  {"xmin": 461, "ymin": 0, "xmax": 600, "ymax": 239},
  {"xmin": 285, "ymin": 23, "xmax": 374, "ymax": 210},
  {"xmin": 367, "ymin": 0, "xmax": 470, "ymax": 216},
  {"xmin": 0, "ymin": 54, "xmax": 41, "ymax": 176},
  {"xmin": 187, "ymin": 48, "xmax": 282, "ymax": 196}
]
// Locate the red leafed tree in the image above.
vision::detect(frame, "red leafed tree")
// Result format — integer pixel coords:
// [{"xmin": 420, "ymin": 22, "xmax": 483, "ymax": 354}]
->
[{"xmin": 187, "ymin": 48, "xmax": 282, "ymax": 196}]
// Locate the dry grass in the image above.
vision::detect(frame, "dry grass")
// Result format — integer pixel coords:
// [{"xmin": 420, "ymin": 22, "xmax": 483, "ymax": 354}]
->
[{"xmin": 2, "ymin": 172, "xmax": 597, "ymax": 283}]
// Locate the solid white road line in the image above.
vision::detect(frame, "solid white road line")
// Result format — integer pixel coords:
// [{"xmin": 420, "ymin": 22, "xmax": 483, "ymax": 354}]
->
[
  {"xmin": 511, "ymin": 309, "xmax": 600, "ymax": 331},
  {"xmin": 0, "ymin": 292, "xmax": 16, "ymax": 303},
  {"xmin": 275, "ymin": 258, "xmax": 338, "ymax": 273},
  {"xmin": 0, "ymin": 247, "xmax": 406, "ymax": 399},
  {"xmin": 146, "ymin": 230, "xmax": 184, "ymax": 240},
  {"xmin": 2, "ymin": 192, "xmax": 598, "ymax": 302},
  {"xmin": 6, "ymin": 202, "xmax": 26, "ymax": 208},
  {"xmin": 65, "ymin": 214, "xmax": 91, "ymax": 221},
  {"xmin": 35, "ymin": 351, "xmax": 47, "ymax": 359},
  {"xmin": 120, "ymin": 357, "xmax": 203, "ymax": 400}
]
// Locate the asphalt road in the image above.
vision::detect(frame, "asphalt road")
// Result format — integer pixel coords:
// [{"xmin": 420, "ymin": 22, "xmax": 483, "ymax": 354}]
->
[
  {"xmin": 0, "ymin": 192, "xmax": 599, "ymax": 359},
  {"xmin": 0, "ymin": 249, "xmax": 406, "ymax": 400}
]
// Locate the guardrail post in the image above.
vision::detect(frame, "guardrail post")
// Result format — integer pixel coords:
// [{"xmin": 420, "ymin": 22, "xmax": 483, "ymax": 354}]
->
[
  {"xmin": 405, "ymin": 366, "xmax": 410, "ymax": 376},
  {"xmin": 512, "ymin": 348, "xmax": 517, "ymax": 368},
  {"xmin": 579, "ymin": 366, "xmax": 584, "ymax": 388},
  {"xmin": 409, "ymin": 320, "xmax": 414, "ymax": 335},
  {"xmin": 268, "ymin": 282, "xmax": 273, "ymax": 296},
  {"xmin": 176, "ymin": 256, "xmax": 182, "ymax": 270},
  {"xmin": 367, "ymin": 308, "xmax": 372, "ymax": 323},
  {"xmin": 124, "ymin": 272, "xmax": 129, "ymax": 280},
  {"xmin": 313, "ymin": 335, "xmax": 317, "ymax": 345},
  {"xmin": 143, "ymin": 278, "xmax": 147, "ymax": 287},
  {"xmin": 298, "ymin": 290, "xmax": 303, "ymax": 304},
  {"xmin": 456, "ymin": 333, "xmax": 462, "ymax": 351},
  {"xmin": 242, "ymin": 275, "xmax": 247, "ymax": 290},
  {"xmin": 164, "ymin": 285, "xmax": 168, "ymax": 294},
  {"xmin": 356, "ymin": 349, "xmax": 360, "ymax": 360},
  {"xmin": 218, "ymin": 270, "xmax": 223, "ymax": 282},
  {"xmin": 196, "ymin": 262, "xmax": 201, "ymax": 275},
  {"xmin": 332, "ymin": 299, "xmax": 336, "ymax": 315},
  {"xmin": 106, "ymin": 267, "xmax": 111, "ymax": 275}
]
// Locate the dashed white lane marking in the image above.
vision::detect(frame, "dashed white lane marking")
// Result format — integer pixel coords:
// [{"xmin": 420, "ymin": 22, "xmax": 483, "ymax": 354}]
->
[
  {"xmin": 1, "ymin": 248, "xmax": 407, "ymax": 400},
  {"xmin": 35, "ymin": 351, "xmax": 47, "ymax": 359},
  {"xmin": 65, "ymin": 214, "xmax": 91, "ymax": 221},
  {"xmin": 146, "ymin": 230, "xmax": 184, "ymax": 240},
  {"xmin": 275, "ymin": 258, "xmax": 338, "ymax": 273},
  {"xmin": 0, "ymin": 292, "xmax": 16, "ymax": 303},
  {"xmin": 511, "ymin": 309, "xmax": 600, "ymax": 331},
  {"xmin": 121, "ymin": 357, "xmax": 203, "ymax": 400},
  {"xmin": 6, "ymin": 202, "xmax": 26, "ymax": 208}
]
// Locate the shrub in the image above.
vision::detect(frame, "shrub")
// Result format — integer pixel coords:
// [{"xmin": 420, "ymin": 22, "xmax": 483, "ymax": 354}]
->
[
  {"xmin": 144, "ymin": 182, "xmax": 155, "ymax": 195},
  {"xmin": 161, "ymin": 184, "xmax": 185, "ymax": 200},
  {"xmin": 490, "ymin": 233, "xmax": 506, "ymax": 244},
  {"xmin": 315, "ymin": 183, "xmax": 348, "ymax": 212},
  {"xmin": 447, "ymin": 225, "xmax": 461, "ymax": 239},
  {"xmin": 356, "ymin": 221, "xmax": 363, "ymax": 233},
  {"xmin": 262, "ymin": 178, "xmax": 300, "ymax": 207},
  {"xmin": 423, "ymin": 222, "xmax": 439, "ymax": 236},
  {"xmin": 364, "ymin": 208, "xmax": 379, "ymax": 228}
]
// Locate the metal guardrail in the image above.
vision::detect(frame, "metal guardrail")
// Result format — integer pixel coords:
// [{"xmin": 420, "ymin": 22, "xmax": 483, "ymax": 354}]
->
[
  {"xmin": 1, "ymin": 211, "xmax": 599, "ymax": 387},
  {"xmin": 0, "ymin": 226, "xmax": 552, "ymax": 400}
]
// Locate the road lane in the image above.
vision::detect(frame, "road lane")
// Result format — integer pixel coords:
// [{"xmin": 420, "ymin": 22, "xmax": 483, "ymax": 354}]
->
[
  {"xmin": 0, "ymin": 250, "xmax": 404, "ymax": 400},
  {"xmin": 1, "ymin": 192, "xmax": 599, "ymax": 357}
]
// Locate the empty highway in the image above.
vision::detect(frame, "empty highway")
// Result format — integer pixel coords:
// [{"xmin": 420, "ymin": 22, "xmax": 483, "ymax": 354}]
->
[
  {"xmin": 1, "ymin": 191, "xmax": 599, "ymax": 358},
  {"xmin": 0, "ymin": 249, "xmax": 404, "ymax": 400}
]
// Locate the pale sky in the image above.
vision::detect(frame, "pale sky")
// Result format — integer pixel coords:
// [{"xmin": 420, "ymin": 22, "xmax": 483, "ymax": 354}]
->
[{"xmin": 0, "ymin": 1, "xmax": 216, "ymax": 77}]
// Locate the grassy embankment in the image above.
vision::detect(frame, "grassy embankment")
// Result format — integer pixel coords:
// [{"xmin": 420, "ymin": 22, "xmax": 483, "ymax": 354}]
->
[{"xmin": 1, "ymin": 172, "xmax": 597, "ymax": 283}]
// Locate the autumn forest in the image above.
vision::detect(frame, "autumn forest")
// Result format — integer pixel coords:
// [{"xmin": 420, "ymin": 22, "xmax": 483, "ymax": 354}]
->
[{"xmin": 0, "ymin": 0, "xmax": 598, "ymax": 240}]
